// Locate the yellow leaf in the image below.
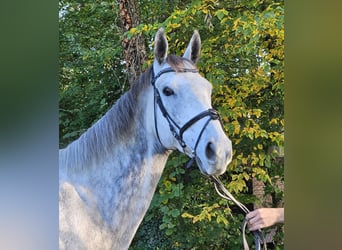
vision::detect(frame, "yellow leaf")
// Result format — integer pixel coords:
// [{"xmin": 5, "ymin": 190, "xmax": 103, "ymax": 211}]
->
[
  {"xmin": 232, "ymin": 17, "xmax": 241, "ymax": 31},
  {"xmin": 181, "ymin": 212, "xmax": 194, "ymax": 219},
  {"xmin": 269, "ymin": 118, "xmax": 278, "ymax": 125}
]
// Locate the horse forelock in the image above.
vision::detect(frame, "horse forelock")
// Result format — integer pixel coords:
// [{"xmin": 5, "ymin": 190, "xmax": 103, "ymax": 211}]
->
[{"xmin": 166, "ymin": 54, "xmax": 196, "ymax": 72}]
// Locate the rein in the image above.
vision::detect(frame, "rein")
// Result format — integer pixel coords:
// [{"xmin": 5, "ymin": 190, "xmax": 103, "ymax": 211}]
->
[
  {"xmin": 151, "ymin": 66, "xmax": 267, "ymax": 249},
  {"xmin": 209, "ymin": 176, "xmax": 267, "ymax": 250}
]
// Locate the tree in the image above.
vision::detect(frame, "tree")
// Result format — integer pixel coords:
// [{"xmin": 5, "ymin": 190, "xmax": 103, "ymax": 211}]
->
[
  {"xmin": 59, "ymin": 0, "xmax": 127, "ymax": 147},
  {"xmin": 119, "ymin": 0, "xmax": 147, "ymax": 84}
]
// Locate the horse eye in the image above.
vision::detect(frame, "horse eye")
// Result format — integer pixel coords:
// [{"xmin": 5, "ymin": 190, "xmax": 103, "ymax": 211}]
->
[{"xmin": 162, "ymin": 87, "xmax": 174, "ymax": 96}]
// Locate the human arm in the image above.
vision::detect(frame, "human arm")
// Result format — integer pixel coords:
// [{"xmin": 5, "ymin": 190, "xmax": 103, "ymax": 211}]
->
[{"xmin": 245, "ymin": 208, "xmax": 284, "ymax": 231}]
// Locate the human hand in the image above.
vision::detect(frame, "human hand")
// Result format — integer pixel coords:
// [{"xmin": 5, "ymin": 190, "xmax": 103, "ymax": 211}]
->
[{"xmin": 245, "ymin": 208, "xmax": 284, "ymax": 231}]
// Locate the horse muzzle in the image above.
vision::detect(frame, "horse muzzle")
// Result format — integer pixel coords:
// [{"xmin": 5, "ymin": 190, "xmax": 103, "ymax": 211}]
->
[{"xmin": 196, "ymin": 137, "xmax": 232, "ymax": 176}]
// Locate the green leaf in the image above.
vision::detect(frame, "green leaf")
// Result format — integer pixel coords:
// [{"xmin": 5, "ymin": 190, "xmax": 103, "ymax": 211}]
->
[
  {"xmin": 171, "ymin": 209, "xmax": 181, "ymax": 218},
  {"xmin": 215, "ymin": 9, "xmax": 227, "ymax": 20}
]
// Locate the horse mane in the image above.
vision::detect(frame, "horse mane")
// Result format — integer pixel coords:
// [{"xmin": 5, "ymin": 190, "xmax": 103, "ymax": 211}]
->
[{"xmin": 60, "ymin": 55, "xmax": 196, "ymax": 171}]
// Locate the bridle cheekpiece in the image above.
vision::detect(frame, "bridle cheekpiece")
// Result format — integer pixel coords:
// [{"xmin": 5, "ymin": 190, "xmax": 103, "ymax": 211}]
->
[{"xmin": 151, "ymin": 66, "xmax": 223, "ymax": 165}]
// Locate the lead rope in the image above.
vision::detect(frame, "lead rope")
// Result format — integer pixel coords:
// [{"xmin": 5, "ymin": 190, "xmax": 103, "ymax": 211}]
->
[{"xmin": 209, "ymin": 176, "xmax": 267, "ymax": 250}]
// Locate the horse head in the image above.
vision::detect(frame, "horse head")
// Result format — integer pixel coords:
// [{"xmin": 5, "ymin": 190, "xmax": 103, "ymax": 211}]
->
[{"xmin": 151, "ymin": 28, "xmax": 232, "ymax": 176}]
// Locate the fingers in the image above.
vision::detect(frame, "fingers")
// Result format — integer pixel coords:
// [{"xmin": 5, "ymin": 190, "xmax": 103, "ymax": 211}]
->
[
  {"xmin": 245, "ymin": 209, "xmax": 259, "ymax": 220},
  {"xmin": 245, "ymin": 208, "xmax": 268, "ymax": 231},
  {"xmin": 247, "ymin": 217, "xmax": 263, "ymax": 231},
  {"xmin": 246, "ymin": 208, "xmax": 284, "ymax": 231}
]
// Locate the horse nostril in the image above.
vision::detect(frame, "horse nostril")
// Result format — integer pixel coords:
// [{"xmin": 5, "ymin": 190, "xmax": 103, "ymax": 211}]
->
[{"xmin": 205, "ymin": 142, "xmax": 216, "ymax": 161}]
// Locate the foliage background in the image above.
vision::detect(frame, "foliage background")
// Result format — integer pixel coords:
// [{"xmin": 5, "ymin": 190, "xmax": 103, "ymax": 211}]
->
[{"xmin": 59, "ymin": 0, "xmax": 284, "ymax": 249}]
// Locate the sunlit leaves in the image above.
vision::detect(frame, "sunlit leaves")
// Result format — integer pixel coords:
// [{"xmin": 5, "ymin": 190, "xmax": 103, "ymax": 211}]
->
[{"xmin": 133, "ymin": 1, "xmax": 284, "ymax": 247}]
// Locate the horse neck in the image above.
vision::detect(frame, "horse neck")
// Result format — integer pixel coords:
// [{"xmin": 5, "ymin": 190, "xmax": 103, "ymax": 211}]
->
[
  {"xmin": 61, "ymin": 82, "xmax": 169, "ymax": 183},
  {"xmin": 60, "ymin": 85, "xmax": 171, "ymax": 248}
]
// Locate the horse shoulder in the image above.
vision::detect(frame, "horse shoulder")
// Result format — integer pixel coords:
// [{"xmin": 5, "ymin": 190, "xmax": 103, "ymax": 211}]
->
[{"xmin": 59, "ymin": 181, "xmax": 114, "ymax": 250}]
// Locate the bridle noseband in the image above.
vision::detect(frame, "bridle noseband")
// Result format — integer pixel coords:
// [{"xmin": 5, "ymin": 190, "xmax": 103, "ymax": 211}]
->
[{"xmin": 151, "ymin": 66, "xmax": 223, "ymax": 163}]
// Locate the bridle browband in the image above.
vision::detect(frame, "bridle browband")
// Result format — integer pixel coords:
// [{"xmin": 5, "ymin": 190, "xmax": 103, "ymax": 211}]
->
[
  {"xmin": 151, "ymin": 66, "xmax": 267, "ymax": 250},
  {"xmin": 151, "ymin": 66, "xmax": 223, "ymax": 163}
]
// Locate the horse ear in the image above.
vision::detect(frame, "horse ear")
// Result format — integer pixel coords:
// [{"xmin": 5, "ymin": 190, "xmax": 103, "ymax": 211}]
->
[
  {"xmin": 154, "ymin": 28, "xmax": 168, "ymax": 64},
  {"xmin": 183, "ymin": 30, "xmax": 201, "ymax": 64}
]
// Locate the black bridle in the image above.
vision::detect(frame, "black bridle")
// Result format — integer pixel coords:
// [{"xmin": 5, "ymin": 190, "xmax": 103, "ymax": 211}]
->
[
  {"xmin": 151, "ymin": 66, "xmax": 223, "ymax": 165},
  {"xmin": 151, "ymin": 66, "xmax": 267, "ymax": 250}
]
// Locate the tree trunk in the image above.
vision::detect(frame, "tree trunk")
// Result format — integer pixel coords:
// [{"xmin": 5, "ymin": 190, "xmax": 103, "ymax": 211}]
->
[{"xmin": 119, "ymin": 0, "xmax": 147, "ymax": 85}]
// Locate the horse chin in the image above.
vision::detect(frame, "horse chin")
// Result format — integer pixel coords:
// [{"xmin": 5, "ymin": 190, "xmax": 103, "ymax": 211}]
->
[{"xmin": 195, "ymin": 157, "xmax": 227, "ymax": 176}]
